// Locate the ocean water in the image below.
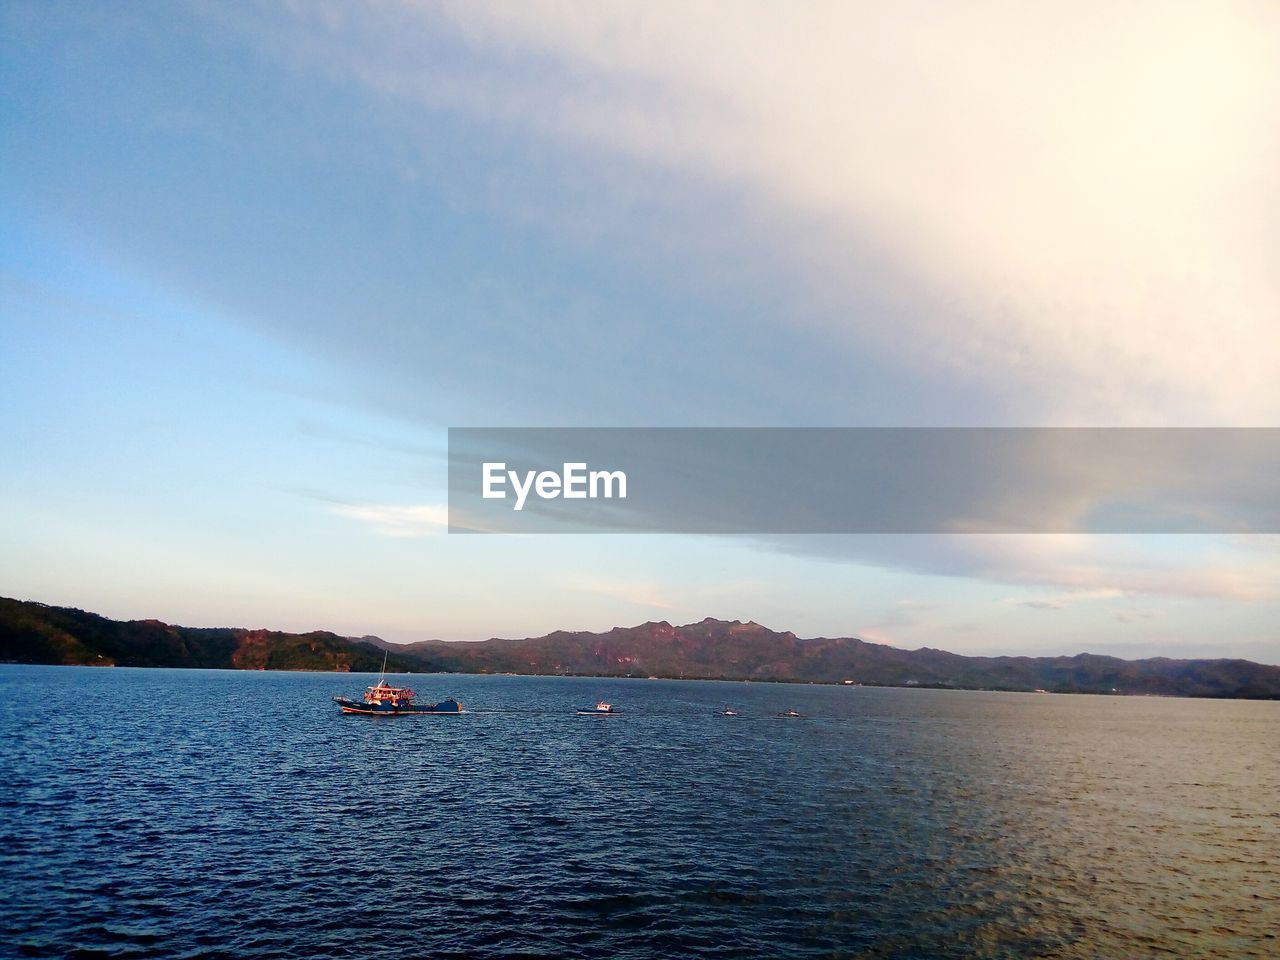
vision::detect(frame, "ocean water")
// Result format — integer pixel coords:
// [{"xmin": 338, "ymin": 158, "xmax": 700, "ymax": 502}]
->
[{"xmin": 0, "ymin": 666, "xmax": 1276, "ymax": 959}]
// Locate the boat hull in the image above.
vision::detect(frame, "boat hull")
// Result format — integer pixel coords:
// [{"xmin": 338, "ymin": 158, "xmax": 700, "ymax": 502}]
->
[
  {"xmin": 334, "ymin": 697, "xmax": 461, "ymax": 715},
  {"xmin": 575, "ymin": 709, "xmax": 620, "ymax": 716}
]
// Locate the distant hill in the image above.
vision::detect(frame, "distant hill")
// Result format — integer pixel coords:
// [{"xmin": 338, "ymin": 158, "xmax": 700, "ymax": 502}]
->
[
  {"xmin": 364, "ymin": 617, "xmax": 1280, "ymax": 699},
  {"xmin": 0, "ymin": 597, "xmax": 405, "ymax": 672},
  {"xmin": 3, "ymin": 596, "xmax": 1278, "ymax": 698}
]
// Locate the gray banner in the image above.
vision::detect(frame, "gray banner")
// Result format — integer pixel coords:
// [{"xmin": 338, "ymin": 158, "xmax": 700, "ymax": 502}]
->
[{"xmin": 447, "ymin": 428, "xmax": 1280, "ymax": 534}]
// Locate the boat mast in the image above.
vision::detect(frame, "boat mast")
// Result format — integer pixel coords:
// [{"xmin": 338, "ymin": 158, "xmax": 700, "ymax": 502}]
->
[{"xmin": 378, "ymin": 649, "xmax": 388, "ymax": 683}]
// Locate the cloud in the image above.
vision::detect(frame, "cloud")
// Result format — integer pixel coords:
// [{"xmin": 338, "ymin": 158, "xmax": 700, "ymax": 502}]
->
[
  {"xmin": 562, "ymin": 575, "xmax": 677, "ymax": 611},
  {"xmin": 853, "ymin": 629, "xmax": 897, "ymax": 647},
  {"xmin": 1016, "ymin": 588, "xmax": 1127, "ymax": 610},
  {"xmin": 331, "ymin": 503, "xmax": 448, "ymax": 537},
  {"xmin": 232, "ymin": 0, "xmax": 1280, "ymax": 424},
  {"xmin": 758, "ymin": 533, "xmax": 1280, "ymax": 603},
  {"xmin": 1112, "ymin": 608, "xmax": 1163, "ymax": 624}
]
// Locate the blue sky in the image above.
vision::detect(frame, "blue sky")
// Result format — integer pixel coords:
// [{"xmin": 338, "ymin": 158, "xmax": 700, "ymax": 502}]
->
[{"xmin": 2, "ymin": 2, "xmax": 1277, "ymax": 659}]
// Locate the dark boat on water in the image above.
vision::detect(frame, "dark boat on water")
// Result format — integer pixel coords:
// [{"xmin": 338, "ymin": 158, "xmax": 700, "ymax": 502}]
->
[
  {"xmin": 334, "ymin": 656, "xmax": 461, "ymax": 716},
  {"xmin": 576, "ymin": 700, "xmax": 618, "ymax": 716}
]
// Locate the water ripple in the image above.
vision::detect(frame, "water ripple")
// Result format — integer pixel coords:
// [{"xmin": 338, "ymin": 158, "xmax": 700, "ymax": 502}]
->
[{"xmin": 1, "ymin": 666, "xmax": 1277, "ymax": 958}]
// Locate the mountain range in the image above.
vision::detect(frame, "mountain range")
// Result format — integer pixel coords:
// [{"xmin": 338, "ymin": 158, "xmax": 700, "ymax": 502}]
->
[{"xmin": 3, "ymin": 595, "xmax": 1278, "ymax": 698}]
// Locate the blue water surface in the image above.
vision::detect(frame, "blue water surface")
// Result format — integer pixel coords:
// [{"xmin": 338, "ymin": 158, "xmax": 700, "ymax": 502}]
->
[{"xmin": 1, "ymin": 666, "xmax": 1276, "ymax": 958}]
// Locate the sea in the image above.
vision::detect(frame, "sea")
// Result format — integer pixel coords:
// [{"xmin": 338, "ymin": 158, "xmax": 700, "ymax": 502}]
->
[{"xmin": 0, "ymin": 665, "xmax": 1276, "ymax": 959}]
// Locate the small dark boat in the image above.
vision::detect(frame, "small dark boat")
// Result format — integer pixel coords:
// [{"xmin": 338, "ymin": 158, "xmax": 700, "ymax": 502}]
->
[
  {"xmin": 778, "ymin": 709, "xmax": 802, "ymax": 718},
  {"xmin": 576, "ymin": 700, "xmax": 618, "ymax": 716},
  {"xmin": 719, "ymin": 707, "xmax": 738, "ymax": 716},
  {"xmin": 334, "ymin": 655, "xmax": 461, "ymax": 716}
]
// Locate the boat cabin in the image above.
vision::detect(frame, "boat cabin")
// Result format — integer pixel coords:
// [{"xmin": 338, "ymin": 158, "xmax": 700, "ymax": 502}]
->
[{"xmin": 364, "ymin": 680, "xmax": 414, "ymax": 707}]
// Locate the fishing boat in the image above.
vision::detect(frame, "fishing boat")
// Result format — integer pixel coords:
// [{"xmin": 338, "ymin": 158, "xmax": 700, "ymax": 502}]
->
[
  {"xmin": 778, "ymin": 709, "xmax": 802, "ymax": 718},
  {"xmin": 718, "ymin": 707, "xmax": 738, "ymax": 716},
  {"xmin": 576, "ymin": 700, "xmax": 618, "ymax": 716},
  {"xmin": 333, "ymin": 654, "xmax": 461, "ymax": 716}
]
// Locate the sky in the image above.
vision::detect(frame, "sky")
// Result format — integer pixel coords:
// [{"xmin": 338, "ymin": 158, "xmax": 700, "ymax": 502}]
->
[{"xmin": 2, "ymin": 1, "xmax": 1278, "ymax": 660}]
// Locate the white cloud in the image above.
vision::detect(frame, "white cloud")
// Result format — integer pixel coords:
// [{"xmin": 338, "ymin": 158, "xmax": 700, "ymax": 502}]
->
[
  {"xmin": 331, "ymin": 503, "xmax": 448, "ymax": 537},
  {"xmin": 195, "ymin": 3, "xmax": 1280, "ymax": 652},
  {"xmin": 1112, "ymin": 608, "xmax": 1163, "ymax": 624},
  {"xmin": 1017, "ymin": 587, "xmax": 1127, "ymax": 610},
  {"xmin": 854, "ymin": 628, "xmax": 897, "ymax": 647},
  {"xmin": 562, "ymin": 575, "xmax": 677, "ymax": 611},
  {"xmin": 762, "ymin": 532, "xmax": 1280, "ymax": 603},
  {"xmin": 243, "ymin": 0, "xmax": 1280, "ymax": 424}
]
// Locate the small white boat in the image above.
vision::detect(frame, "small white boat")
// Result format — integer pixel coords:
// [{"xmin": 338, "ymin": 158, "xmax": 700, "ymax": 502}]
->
[
  {"xmin": 718, "ymin": 707, "xmax": 738, "ymax": 716},
  {"xmin": 576, "ymin": 700, "xmax": 618, "ymax": 716}
]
